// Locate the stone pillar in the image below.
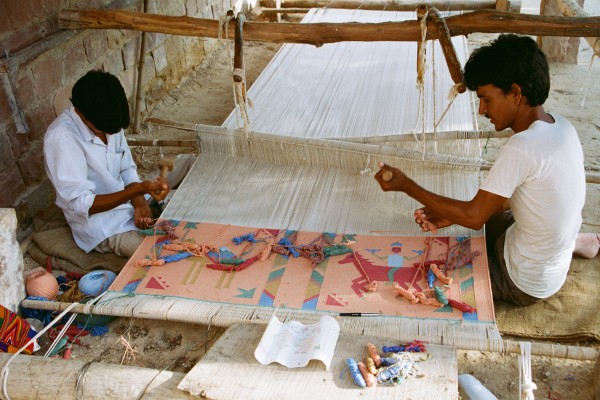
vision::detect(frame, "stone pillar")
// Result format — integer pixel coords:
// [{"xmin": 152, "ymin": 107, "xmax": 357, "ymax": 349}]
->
[
  {"xmin": 0, "ymin": 208, "xmax": 26, "ymax": 313},
  {"xmin": 538, "ymin": 0, "xmax": 584, "ymax": 64}
]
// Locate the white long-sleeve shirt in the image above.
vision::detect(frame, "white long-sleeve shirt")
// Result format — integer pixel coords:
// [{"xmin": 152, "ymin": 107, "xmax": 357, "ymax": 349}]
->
[{"xmin": 44, "ymin": 107, "xmax": 140, "ymax": 252}]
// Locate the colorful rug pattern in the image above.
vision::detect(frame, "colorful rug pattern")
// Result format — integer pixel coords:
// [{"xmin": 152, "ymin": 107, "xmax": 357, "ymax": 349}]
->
[
  {"xmin": 0, "ymin": 305, "xmax": 37, "ymax": 354},
  {"xmin": 110, "ymin": 220, "xmax": 494, "ymax": 323}
]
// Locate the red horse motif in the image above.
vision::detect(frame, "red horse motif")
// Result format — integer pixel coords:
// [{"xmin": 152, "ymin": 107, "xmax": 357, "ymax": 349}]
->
[{"xmin": 338, "ymin": 252, "xmax": 424, "ymax": 297}]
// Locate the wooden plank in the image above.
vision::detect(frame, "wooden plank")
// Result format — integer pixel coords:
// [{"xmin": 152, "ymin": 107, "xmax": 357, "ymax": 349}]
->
[
  {"xmin": 178, "ymin": 322, "xmax": 458, "ymax": 399},
  {"xmin": 59, "ymin": 9, "xmax": 600, "ymax": 46}
]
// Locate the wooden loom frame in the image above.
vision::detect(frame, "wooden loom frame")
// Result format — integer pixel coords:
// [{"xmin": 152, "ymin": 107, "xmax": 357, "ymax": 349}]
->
[{"xmin": 21, "ymin": 3, "xmax": 600, "ymax": 358}]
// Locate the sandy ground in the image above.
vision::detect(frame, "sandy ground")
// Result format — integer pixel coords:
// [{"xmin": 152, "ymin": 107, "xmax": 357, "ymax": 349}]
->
[{"xmin": 26, "ymin": 10, "xmax": 600, "ymax": 400}]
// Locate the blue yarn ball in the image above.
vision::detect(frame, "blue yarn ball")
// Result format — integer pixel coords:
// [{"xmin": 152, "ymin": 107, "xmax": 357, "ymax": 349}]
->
[{"xmin": 78, "ymin": 270, "xmax": 117, "ymax": 296}]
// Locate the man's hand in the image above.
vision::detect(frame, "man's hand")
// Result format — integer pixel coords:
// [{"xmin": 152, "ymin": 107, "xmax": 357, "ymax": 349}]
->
[
  {"xmin": 142, "ymin": 178, "xmax": 170, "ymax": 202},
  {"xmin": 374, "ymin": 162, "xmax": 411, "ymax": 192},
  {"xmin": 133, "ymin": 202, "xmax": 154, "ymax": 229},
  {"xmin": 414, "ymin": 208, "xmax": 453, "ymax": 234}
]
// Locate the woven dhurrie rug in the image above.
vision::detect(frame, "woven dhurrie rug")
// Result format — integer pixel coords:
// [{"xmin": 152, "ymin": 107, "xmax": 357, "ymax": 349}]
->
[{"xmin": 107, "ymin": 220, "xmax": 500, "ymax": 350}]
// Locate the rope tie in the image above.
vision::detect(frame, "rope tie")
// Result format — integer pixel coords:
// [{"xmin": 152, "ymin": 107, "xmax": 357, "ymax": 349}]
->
[{"xmin": 217, "ymin": 11, "xmax": 234, "ymax": 40}]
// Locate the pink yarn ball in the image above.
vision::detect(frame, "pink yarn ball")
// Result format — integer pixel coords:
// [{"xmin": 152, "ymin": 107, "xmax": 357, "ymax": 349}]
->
[{"xmin": 26, "ymin": 270, "xmax": 59, "ymax": 300}]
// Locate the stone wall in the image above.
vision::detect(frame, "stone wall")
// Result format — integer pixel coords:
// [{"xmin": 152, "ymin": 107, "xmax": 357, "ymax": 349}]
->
[{"xmin": 0, "ymin": 0, "xmax": 230, "ymax": 237}]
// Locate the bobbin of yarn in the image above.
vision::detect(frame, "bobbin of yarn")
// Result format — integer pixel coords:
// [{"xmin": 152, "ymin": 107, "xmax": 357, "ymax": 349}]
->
[
  {"xmin": 78, "ymin": 270, "xmax": 117, "ymax": 297},
  {"xmin": 25, "ymin": 270, "xmax": 59, "ymax": 300}
]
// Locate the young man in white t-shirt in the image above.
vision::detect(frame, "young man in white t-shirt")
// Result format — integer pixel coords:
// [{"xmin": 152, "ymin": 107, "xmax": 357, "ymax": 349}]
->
[{"xmin": 375, "ymin": 34, "xmax": 598, "ymax": 306}]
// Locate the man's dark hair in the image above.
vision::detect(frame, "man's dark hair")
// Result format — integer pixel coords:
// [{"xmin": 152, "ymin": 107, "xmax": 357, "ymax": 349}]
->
[
  {"xmin": 463, "ymin": 34, "xmax": 550, "ymax": 106},
  {"xmin": 71, "ymin": 70, "xmax": 130, "ymax": 133}
]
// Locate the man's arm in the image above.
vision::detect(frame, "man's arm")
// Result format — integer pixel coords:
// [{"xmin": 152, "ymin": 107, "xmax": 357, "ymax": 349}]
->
[
  {"xmin": 89, "ymin": 180, "xmax": 168, "ymax": 215},
  {"xmin": 375, "ymin": 163, "xmax": 507, "ymax": 231}
]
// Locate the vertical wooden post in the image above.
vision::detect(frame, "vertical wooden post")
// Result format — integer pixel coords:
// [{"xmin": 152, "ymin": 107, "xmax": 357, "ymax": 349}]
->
[
  {"xmin": 132, "ymin": 0, "xmax": 149, "ymax": 134},
  {"xmin": 428, "ymin": 7, "xmax": 466, "ymax": 93},
  {"xmin": 233, "ymin": 12, "xmax": 245, "ymax": 84}
]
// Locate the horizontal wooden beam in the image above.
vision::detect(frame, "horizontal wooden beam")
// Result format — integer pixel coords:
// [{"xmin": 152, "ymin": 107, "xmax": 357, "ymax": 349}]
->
[
  {"xmin": 17, "ymin": 298, "xmax": 600, "ymax": 361},
  {"xmin": 0, "ymin": 353, "xmax": 189, "ymax": 400},
  {"xmin": 127, "ymin": 137, "xmax": 197, "ymax": 147},
  {"xmin": 59, "ymin": 9, "xmax": 600, "ymax": 46},
  {"xmin": 259, "ymin": 0, "xmax": 498, "ymax": 11}
]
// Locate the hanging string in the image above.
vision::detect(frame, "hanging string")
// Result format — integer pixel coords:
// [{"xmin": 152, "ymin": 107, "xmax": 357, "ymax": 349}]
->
[
  {"xmin": 434, "ymin": 83, "xmax": 462, "ymax": 131},
  {"xmin": 580, "ymin": 51, "xmax": 597, "ymax": 108},
  {"xmin": 413, "ymin": 7, "xmax": 429, "ymax": 145},
  {"xmin": 519, "ymin": 341, "xmax": 537, "ymax": 400}
]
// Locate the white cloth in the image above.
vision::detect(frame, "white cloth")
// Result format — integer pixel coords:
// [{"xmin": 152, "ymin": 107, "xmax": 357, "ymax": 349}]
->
[
  {"xmin": 480, "ymin": 113, "xmax": 585, "ymax": 298},
  {"xmin": 44, "ymin": 107, "xmax": 141, "ymax": 252}
]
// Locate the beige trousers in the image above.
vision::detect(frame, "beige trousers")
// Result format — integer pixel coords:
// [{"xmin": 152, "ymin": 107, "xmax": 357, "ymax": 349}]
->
[{"xmin": 94, "ymin": 230, "xmax": 144, "ymax": 258}]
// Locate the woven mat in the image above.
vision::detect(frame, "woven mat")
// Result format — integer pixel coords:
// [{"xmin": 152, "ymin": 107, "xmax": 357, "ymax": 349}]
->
[{"xmin": 495, "ymin": 257, "xmax": 600, "ymax": 341}]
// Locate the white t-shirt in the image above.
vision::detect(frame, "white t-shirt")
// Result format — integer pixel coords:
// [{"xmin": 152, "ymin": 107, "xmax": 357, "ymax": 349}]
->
[
  {"xmin": 44, "ymin": 107, "xmax": 141, "ymax": 252},
  {"xmin": 480, "ymin": 113, "xmax": 585, "ymax": 298}
]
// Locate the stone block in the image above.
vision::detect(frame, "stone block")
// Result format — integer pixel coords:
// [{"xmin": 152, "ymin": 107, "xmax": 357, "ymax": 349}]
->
[
  {"xmin": 17, "ymin": 140, "xmax": 45, "ymax": 186},
  {"xmin": 13, "ymin": 180, "xmax": 55, "ymax": 231},
  {"xmin": 6, "ymin": 120, "xmax": 29, "ymax": 158},
  {"xmin": 141, "ymin": 54, "xmax": 157, "ymax": 88},
  {"xmin": 0, "ymin": 208, "xmax": 26, "ymax": 313},
  {"xmin": 538, "ymin": 0, "xmax": 583, "ymax": 64},
  {"xmin": 152, "ymin": 45, "xmax": 169, "ymax": 73},
  {"xmin": 186, "ymin": 0, "xmax": 199, "ymax": 16},
  {"xmin": 118, "ymin": 67, "xmax": 137, "ymax": 100},
  {"xmin": 16, "ymin": 72, "xmax": 35, "ymax": 111},
  {"xmin": 106, "ymin": 30, "xmax": 129, "ymax": 51},
  {"xmin": 0, "ymin": 78, "xmax": 11, "ymax": 123},
  {"xmin": 0, "ymin": 166, "xmax": 25, "ymax": 209},
  {"xmin": 83, "ymin": 32, "xmax": 108, "ymax": 65},
  {"xmin": 30, "ymin": 54, "xmax": 62, "ymax": 100},
  {"xmin": 122, "ymin": 35, "xmax": 141, "ymax": 70},
  {"xmin": 63, "ymin": 39, "xmax": 89, "ymax": 79},
  {"xmin": 27, "ymin": 101, "xmax": 56, "ymax": 142},
  {"xmin": 54, "ymin": 82, "xmax": 72, "ymax": 115},
  {"xmin": 0, "ymin": 130, "xmax": 16, "ymax": 171},
  {"xmin": 102, "ymin": 50, "xmax": 125, "ymax": 78},
  {"xmin": 145, "ymin": 32, "xmax": 168, "ymax": 52},
  {"xmin": 4, "ymin": 1, "xmax": 34, "ymax": 32}
]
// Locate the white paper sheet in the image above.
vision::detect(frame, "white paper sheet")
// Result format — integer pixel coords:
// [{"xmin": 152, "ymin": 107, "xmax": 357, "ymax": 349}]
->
[{"xmin": 254, "ymin": 314, "xmax": 340, "ymax": 370}]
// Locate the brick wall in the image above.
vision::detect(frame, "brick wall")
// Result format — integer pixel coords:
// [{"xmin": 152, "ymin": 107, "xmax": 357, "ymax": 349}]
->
[{"xmin": 0, "ymin": 0, "xmax": 230, "ymax": 237}]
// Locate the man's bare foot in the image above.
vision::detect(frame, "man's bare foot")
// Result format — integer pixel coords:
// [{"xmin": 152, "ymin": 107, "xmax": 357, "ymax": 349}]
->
[{"xmin": 573, "ymin": 233, "xmax": 600, "ymax": 259}]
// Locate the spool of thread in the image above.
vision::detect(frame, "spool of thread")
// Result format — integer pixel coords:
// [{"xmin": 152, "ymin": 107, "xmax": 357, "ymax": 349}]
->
[
  {"xmin": 25, "ymin": 270, "xmax": 59, "ymax": 300},
  {"xmin": 78, "ymin": 270, "xmax": 117, "ymax": 297}
]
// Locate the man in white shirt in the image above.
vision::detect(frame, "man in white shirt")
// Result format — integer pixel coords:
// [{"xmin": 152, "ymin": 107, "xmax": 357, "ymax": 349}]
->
[
  {"xmin": 375, "ymin": 35, "xmax": 598, "ymax": 306},
  {"xmin": 44, "ymin": 70, "xmax": 170, "ymax": 258}
]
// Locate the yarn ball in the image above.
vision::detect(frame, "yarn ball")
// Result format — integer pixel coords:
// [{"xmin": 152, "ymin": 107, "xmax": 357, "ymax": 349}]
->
[
  {"xmin": 25, "ymin": 270, "xmax": 59, "ymax": 300},
  {"xmin": 78, "ymin": 270, "xmax": 117, "ymax": 296}
]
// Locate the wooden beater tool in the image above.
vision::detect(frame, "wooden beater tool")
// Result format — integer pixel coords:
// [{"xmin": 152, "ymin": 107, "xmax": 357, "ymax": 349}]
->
[{"xmin": 155, "ymin": 158, "xmax": 174, "ymax": 195}]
